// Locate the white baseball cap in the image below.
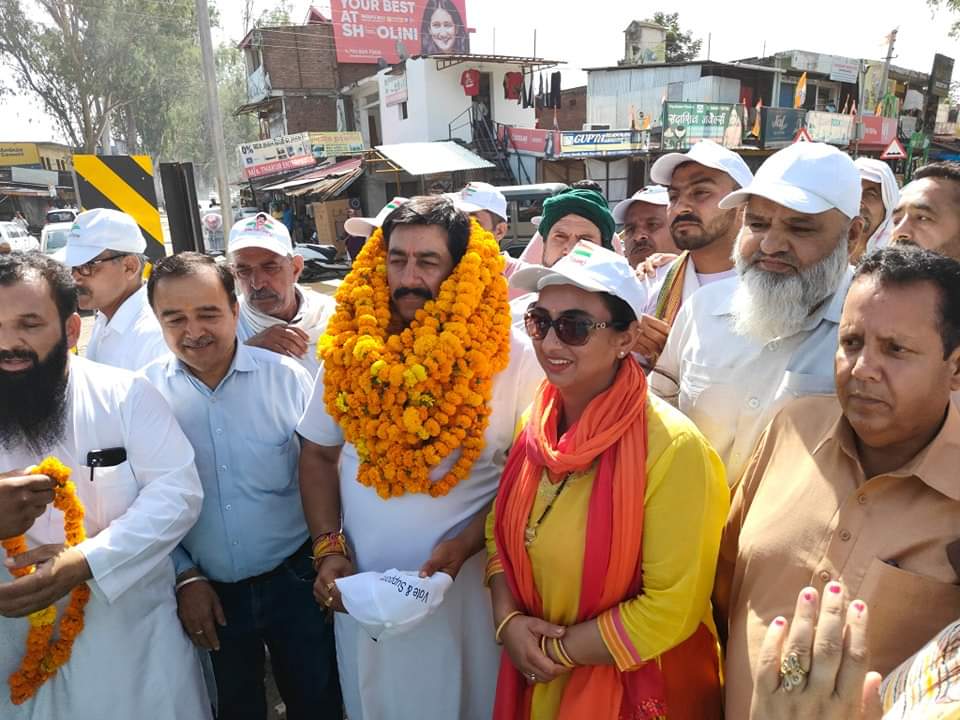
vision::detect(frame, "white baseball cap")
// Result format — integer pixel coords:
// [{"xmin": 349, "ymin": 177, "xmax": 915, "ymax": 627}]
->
[
  {"xmin": 227, "ymin": 212, "xmax": 293, "ymax": 257},
  {"xmin": 450, "ymin": 182, "xmax": 508, "ymax": 222},
  {"xmin": 57, "ymin": 208, "xmax": 146, "ymax": 267},
  {"xmin": 335, "ymin": 569, "xmax": 453, "ymax": 641},
  {"xmin": 651, "ymin": 140, "xmax": 754, "ymax": 190},
  {"xmin": 718, "ymin": 142, "xmax": 862, "ymax": 219},
  {"xmin": 510, "ymin": 240, "xmax": 647, "ymax": 322},
  {"xmin": 612, "ymin": 185, "xmax": 669, "ymax": 223},
  {"xmin": 344, "ymin": 197, "xmax": 409, "ymax": 238}
]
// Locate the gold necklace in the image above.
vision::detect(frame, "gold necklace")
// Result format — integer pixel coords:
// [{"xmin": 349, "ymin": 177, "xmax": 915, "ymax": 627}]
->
[{"xmin": 525, "ymin": 471, "xmax": 573, "ymax": 547}]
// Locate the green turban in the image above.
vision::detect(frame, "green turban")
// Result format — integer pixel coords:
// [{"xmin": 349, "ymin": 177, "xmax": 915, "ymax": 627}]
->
[{"xmin": 538, "ymin": 189, "xmax": 616, "ymax": 248}]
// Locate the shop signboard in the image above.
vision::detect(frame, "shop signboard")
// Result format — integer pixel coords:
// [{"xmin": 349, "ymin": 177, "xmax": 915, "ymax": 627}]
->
[
  {"xmin": 238, "ymin": 132, "xmax": 316, "ymax": 180},
  {"xmin": 805, "ymin": 111, "xmax": 853, "ymax": 145},
  {"xmin": 384, "ymin": 72, "xmax": 408, "ymax": 106},
  {"xmin": 308, "ymin": 132, "xmax": 365, "ymax": 159},
  {"xmin": 662, "ymin": 102, "xmax": 743, "ymax": 150},
  {"xmin": 557, "ymin": 130, "xmax": 650, "ymax": 158},
  {"xmin": 859, "ymin": 116, "xmax": 898, "ymax": 148},
  {"xmin": 762, "ymin": 108, "xmax": 806, "ymax": 148},
  {"xmin": 0, "ymin": 143, "xmax": 40, "ymax": 167},
  {"xmin": 498, "ymin": 126, "xmax": 560, "ymax": 157}
]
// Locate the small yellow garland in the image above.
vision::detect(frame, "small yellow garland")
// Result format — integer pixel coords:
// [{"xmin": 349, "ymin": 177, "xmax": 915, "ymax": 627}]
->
[
  {"xmin": 319, "ymin": 219, "xmax": 511, "ymax": 498},
  {"xmin": 1, "ymin": 457, "xmax": 90, "ymax": 705}
]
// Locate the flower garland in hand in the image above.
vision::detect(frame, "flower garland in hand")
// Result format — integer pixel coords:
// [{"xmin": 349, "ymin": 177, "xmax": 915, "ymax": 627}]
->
[
  {"xmin": 319, "ymin": 219, "xmax": 511, "ymax": 498},
  {"xmin": 1, "ymin": 457, "xmax": 90, "ymax": 705}
]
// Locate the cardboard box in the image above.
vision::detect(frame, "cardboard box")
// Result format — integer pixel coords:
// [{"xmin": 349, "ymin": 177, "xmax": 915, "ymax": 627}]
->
[{"xmin": 312, "ymin": 199, "xmax": 350, "ymax": 250}]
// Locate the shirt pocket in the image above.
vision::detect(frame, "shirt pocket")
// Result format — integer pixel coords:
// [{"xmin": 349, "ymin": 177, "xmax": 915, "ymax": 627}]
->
[
  {"xmin": 778, "ymin": 370, "xmax": 835, "ymax": 399},
  {"xmin": 83, "ymin": 461, "xmax": 140, "ymax": 530},
  {"xmin": 859, "ymin": 557, "xmax": 960, "ymax": 675},
  {"xmin": 237, "ymin": 436, "xmax": 299, "ymax": 492}
]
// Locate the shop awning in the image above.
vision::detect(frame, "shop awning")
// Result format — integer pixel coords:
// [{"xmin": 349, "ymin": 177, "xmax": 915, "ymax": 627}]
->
[
  {"xmin": 234, "ymin": 96, "xmax": 281, "ymax": 116},
  {"xmin": 374, "ymin": 142, "xmax": 494, "ymax": 176},
  {"xmin": 0, "ymin": 184, "xmax": 52, "ymax": 198},
  {"xmin": 260, "ymin": 159, "xmax": 361, "ymax": 191},
  {"xmin": 259, "ymin": 158, "xmax": 364, "ymax": 199}
]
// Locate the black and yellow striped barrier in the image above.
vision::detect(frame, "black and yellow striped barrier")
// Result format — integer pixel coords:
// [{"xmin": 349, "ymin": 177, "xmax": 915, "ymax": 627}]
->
[{"xmin": 72, "ymin": 155, "xmax": 164, "ymax": 260}]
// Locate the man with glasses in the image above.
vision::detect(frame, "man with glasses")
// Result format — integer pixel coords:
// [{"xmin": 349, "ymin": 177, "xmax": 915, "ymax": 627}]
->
[
  {"xmin": 58, "ymin": 208, "xmax": 168, "ymax": 372},
  {"xmin": 230, "ymin": 213, "xmax": 335, "ymax": 378}
]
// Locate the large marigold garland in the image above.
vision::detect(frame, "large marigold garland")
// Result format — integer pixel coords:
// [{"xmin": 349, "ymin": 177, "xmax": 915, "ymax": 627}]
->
[
  {"xmin": 1, "ymin": 457, "xmax": 90, "ymax": 705},
  {"xmin": 319, "ymin": 219, "xmax": 511, "ymax": 499}
]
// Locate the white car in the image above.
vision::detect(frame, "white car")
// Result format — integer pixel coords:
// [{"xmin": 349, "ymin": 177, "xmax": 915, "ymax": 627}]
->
[
  {"xmin": 45, "ymin": 208, "xmax": 78, "ymax": 225},
  {"xmin": 0, "ymin": 221, "xmax": 40, "ymax": 252},
  {"xmin": 40, "ymin": 221, "xmax": 73, "ymax": 255}
]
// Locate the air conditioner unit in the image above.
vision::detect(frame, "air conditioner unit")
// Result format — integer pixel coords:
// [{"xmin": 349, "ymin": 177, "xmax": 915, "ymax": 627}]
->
[{"xmin": 581, "ymin": 123, "xmax": 611, "ymax": 131}]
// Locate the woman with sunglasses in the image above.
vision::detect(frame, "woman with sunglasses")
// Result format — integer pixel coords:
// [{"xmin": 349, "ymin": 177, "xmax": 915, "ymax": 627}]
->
[{"xmin": 485, "ymin": 240, "xmax": 729, "ymax": 719}]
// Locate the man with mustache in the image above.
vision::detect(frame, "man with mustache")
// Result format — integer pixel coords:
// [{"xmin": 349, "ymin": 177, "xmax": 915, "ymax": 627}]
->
[
  {"xmin": 0, "ymin": 252, "xmax": 209, "ymax": 718},
  {"xmin": 849, "ymin": 158, "xmax": 900, "ymax": 262},
  {"xmin": 891, "ymin": 161, "xmax": 960, "ymax": 261},
  {"xmin": 297, "ymin": 195, "xmax": 543, "ymax": 720},
  {"xmin": 232, "ymin": 212, "xmax": 335, "ymax": 377},
  {"xmin": 715, "ymin": 246, "xmax": 960, "ymax": 719},
  {"xmin": 58, "ymin": 208, "xmax": 168, "ymax": 371},
  {"xmin": 142, "ymin": 253, "xmax": 340, "ymax": 720},
  {"xmin": 612, "ymin": 185, "xmax": 675, "ymax": 269},
  {"xmin": 652, "ymin": 142, "xmax": 864, "ymax": 484},
  {"xmin": 635, "ymin": 141, "xmax": 754, "ymax": 360}
]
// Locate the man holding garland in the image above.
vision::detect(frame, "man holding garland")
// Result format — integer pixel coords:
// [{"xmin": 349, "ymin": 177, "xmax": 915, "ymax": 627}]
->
[{"xmin": 296, "ymin": 195, "xmax": 543, "ymax": 719}]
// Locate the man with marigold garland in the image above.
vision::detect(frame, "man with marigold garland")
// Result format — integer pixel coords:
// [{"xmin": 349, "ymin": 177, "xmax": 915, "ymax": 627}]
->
[{"xmin": 297, "ymin": 195, "xmax": 543, "ymax": 720}]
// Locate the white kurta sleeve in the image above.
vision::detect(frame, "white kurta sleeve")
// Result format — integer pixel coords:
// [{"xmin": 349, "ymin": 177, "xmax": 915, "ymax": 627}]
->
[
  {"xmin": 76, "ymin": 378, "xmax": 203, "ymax": 603},
  {"xmin": 297, "ymin": 365, "xmax": 345, "ymax": 447},
  {"xmin": 650, "ymin": 302, "xmax": 689, "ymax": 406}
]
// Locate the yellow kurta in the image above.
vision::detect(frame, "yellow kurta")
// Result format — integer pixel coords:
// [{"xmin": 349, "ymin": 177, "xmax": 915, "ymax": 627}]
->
[{"xmin": 486, "ymin": 395, "xmax": 729, "ymax": 719}]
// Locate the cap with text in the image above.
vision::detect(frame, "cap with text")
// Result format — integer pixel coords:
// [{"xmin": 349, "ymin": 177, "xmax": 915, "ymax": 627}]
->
[
  {"xmin": 344, "ymin": 197, "xmax": 410, "ymax": 238},
  {"xmin": 228, "ymin": 212, "xmax": 293, "ymax": 257},
  {"xmin": 449, "ymin": 182, "xmax": 508, "ymax": 222},
  {"xmin": 612, "ymin": 185, "xmax": 669, "ymax": 223},
  {"xmin": 57, "ymin": 208, "xmax": 146, "ymax": 267},
  {"xmin": 718, "ymin": 142, "xmax": 862, "ymax": 219},
  {"xmin": 510, "ymin": 240, "xmax": 647, "ymax": 322},
  {"xmin": 651, "ymin": 139, "xmax": 754, "ymax": 190}
]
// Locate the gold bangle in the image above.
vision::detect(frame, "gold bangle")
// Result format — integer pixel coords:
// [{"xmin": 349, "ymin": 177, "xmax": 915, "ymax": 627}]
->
[
  {"xmin": 539, "ymin": 635, "xmax": 548, "ymax": 656},
  {"xmin": 555, "ymin": 637, "xmax": 576, "ymax": 668},
  {"xmin": 495, "ymin": 611, "xmax": 523, "ymax": 645}
]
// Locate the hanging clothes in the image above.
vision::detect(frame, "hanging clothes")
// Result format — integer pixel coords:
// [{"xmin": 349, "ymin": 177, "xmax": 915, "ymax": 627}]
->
[
  {"xmin": 526, "ymin": 73, "xmax": 535, "ymax": 108},
  {"xmin": 550, "ymin": 71, "xmax": 562, "ymax": 109},
  {"xmin": 461, "ymin": 69, "xmax": 480, "ymax": 97},
  {"xmin": 504, "ymin": 72, "xmax": 523, "ymax": 101}
]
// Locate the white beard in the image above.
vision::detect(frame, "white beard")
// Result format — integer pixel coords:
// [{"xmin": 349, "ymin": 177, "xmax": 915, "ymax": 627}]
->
[{"xmin": 731, "ymin": 234, "xmax": 849, "ymax": 343}]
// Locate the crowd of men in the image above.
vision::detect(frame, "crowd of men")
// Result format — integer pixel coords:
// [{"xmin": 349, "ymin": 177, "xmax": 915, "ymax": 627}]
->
[{"xmin": 0, "ymin": 141, "xmax": 959, "ymax": 720}]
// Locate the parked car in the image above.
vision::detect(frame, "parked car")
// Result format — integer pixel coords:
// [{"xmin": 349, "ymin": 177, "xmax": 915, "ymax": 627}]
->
[
  {"xmin": 0, "ymin": 221, "xmax": 41, "ymax": 252},
  {"xmin": 40, "ymin": 221, "xmax": 73, "ymax": 255},
  {"xmin": 45, "ymin": 207, "xmax": 78, "ymax": 225},
  {"xmin": 497, "ymin": 183, "xmax": 569, "ymax": 257}
]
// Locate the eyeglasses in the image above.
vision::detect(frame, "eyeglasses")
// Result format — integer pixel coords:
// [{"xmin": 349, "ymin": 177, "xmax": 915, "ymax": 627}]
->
[
  {"xmin": 524, "ymin": 307, "xmax": 616, "ymax": 347},
  {"xmin": 72, "ymin": 253, "xmax": 127, "ymax": 277}
]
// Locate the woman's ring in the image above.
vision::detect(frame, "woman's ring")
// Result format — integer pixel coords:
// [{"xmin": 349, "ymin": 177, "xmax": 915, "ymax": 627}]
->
[{"xmin": 779, "ymin": 653, "xmax": 808, "ymax": 692}]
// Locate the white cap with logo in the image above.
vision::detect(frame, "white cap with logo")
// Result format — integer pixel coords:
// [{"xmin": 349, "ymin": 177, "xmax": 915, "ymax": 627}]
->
[
  {"xmin": 57, "ymin": 208, "xmax": 146, "ymax": 267},
  {"xmin": 718, "ymin": 142, "xmax": 862, "ymax": 219},
  {"xmin": 335, "ymin": 569, "xmax": 453, "ymax": 641},
  {"xmin": 344, "ymin": 197, "xmax": 410, "ymax": 238},
  {"xmin": 651, "ymin": 139, "xmax": 754, "ymax": 190},
  {"xmin": 612, "ymin": 185, "xmax": 669, "ymax": 224},
  {"xmin": 228, "ymin": 212, "xmax": 293, "ymax": 257},
  {"xmin": 449, "ymin": 182, "xmax": 508, "ymax": 222},
  {"xmin": 510, "ymin": 240, "xmax": 647, "ymax": 322}
]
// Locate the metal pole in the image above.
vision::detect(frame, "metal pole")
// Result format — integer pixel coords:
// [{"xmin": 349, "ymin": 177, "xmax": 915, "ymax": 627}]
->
[
  {"xmin": 853, "ymin": 59, "xmax": 867, "ymax": 158},
  {"xmin": 878, "ymin": 29, "xmax": 898, "ymax": 116},
  {"xmin": 196, "ymin": 0, "xmax": 233, "ymax": 241}
]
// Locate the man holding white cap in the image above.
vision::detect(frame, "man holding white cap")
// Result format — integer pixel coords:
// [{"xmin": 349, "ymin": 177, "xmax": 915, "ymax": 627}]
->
[
  {"xmin": 635, "ymin": 141, "xmax": 754, "ymax": 361},
  {"xmin": 343, "ymin": 197, "xmax": 410, "ymax": 240},
  {"xmin": 651, "ymin": 142, "xmax": 864, "ymax": 484},
  {"xmin": 230, "ymin": 212, "xmax": 335, "ymax": 378},
  {"xmin": 60, "ymin": 208, "xmax": 167, "ymax": 371},
  {"xmin": 612, "ymin": 185, "xmax": 676, "ymax": 269},
  {"xmin": 450, "ymin": 182, "xmax": 509, "ymax": 242},
  {"xmin": 851, "ymin": 157, "xmax": 899, "ymax": 262}
]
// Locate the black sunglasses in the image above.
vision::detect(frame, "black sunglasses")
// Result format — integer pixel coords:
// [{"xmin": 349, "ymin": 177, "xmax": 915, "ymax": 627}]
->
[{"xmin": 524, "ymin": 307, "xmax": 617, "ymax": 347}]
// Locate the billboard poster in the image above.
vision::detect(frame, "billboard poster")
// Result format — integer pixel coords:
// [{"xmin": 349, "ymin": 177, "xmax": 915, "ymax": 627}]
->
[
  {"xmin": 498, "ymin": 126, "xmax": 559, "ymax": 157},
  {"xmin": 557, "ymin": 130, "xmax": 650, "ymax": 158},
  {"xmin": 309, "ymin": 132, "xmax": 365, "ymax": 159},
  {"xmin": 238, "ymin": 132, "xmax": 316, "ymax": 180},
  {"xmin": 859, "ymin": 116, "xmax": 897, "ymax": 148},
  {"xmin": 332, "ymin": 0, "xmax": 470, "ymax": 65},
  {"xmin": 762, "ymin": 108, "xmax": 807, "ymax": 149},
  {"xmin": 662, "ymin": 103, "xmax": 743, "ymax": 150},
  {"xmin": 805, "ymin": 111, "xmax": 853, "ymax": 146}
]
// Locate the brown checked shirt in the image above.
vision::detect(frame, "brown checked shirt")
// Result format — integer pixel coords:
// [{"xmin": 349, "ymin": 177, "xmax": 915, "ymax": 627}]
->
[{"xmin": 716, "ymin": 395, "xmax": 960, "ymax": 720}]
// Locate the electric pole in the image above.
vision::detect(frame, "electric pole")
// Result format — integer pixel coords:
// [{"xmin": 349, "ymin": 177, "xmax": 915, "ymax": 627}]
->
[
  {"xmin": 196, "ymin": 0, "xmax": 233, "ymax": 239},
  {"xmin": 878, "ymin": 28, "xmax": 898, "ymax": 116}
]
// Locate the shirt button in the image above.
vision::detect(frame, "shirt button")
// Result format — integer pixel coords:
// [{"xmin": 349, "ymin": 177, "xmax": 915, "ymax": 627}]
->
[
  {"xmin": 232, "ymin": 540, "xmax": 239, "ymax": 546},
  {"xmin": 216, "ymin": 428, "xmax": 223, "ymax": 434},
  {"xmin": 220, "ymin": 464, "xmax": 228, "ymax": 471},
  {"xmin": 819, "ymin": 570, "xmax": 831, "ymax": 583},
  {"xmin": 225, "ymin": 504, "xmax": 232, "ymax": 511},
  {"xmin": 210, "ymin": 397, "xmax": 218, "ymax": 404},
  {"xmin": 839, "ymin": 529, "xmax": 852, "ymax": 541},
  {"xmin": 747, "ymin": 397, "xmax": 760, "ymax": 409},
  {"xmin": 857, "ymin": 494, "xmax": 867, "ymax": 505},
  {"xmin": 767, "ymin": 341, "xmax": 780, "ymax": 352}
]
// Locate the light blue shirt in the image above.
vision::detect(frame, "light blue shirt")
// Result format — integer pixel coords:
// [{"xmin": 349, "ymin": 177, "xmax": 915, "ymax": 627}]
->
[{"xmin": 142, "ymin": 342, "xmax": 314, "ymax": 582}]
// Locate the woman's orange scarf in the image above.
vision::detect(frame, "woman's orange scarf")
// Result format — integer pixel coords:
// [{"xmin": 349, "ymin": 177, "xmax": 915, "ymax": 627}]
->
[{"xmin": 492, "ymin": 357, "xmax": 666, "ymax": 720}]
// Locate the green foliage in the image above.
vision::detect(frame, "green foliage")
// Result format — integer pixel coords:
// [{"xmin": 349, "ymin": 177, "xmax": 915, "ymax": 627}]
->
[
  {"xmin": 929, "ymin": 0, "xmax": 960, "ymax": 37},
  {"xmin": 255, "ymin": 0, "xmax": 293, "ymax": 27},
  {"xmin": 647, "ymin": 11, "xmax": 703, "ymax": 63}
]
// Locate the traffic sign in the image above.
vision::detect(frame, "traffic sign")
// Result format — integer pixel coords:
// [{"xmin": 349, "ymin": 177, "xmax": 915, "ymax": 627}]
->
[
  {"xmin": 880, "ymin": 138, "xmax": 907, "ymax": 160},
  {"xmin": 793, "ymin": 128, "xmax": 813, "ymax": 143}
]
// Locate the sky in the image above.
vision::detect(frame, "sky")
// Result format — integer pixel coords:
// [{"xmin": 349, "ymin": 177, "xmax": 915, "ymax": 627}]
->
[{"xmin": 3, "ymin": 0, "xmax": 960, "ymax": 143}]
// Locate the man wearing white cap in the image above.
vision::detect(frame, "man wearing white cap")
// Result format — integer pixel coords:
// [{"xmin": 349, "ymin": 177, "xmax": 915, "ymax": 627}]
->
[
  {"xmin": 651, "ymin": 142, "xmax": 864, "ymax": 484},
  {"xmin": 450, "ymin": 182, "xmax": 509, "ymax": 242},
  {"xmin": 343, "ymin": 197, "xmax": 410, "ymax": 240},
  {"xmin": 230, "ymin": 212, "xmax": 335, "ymax": 378},
  {"xmin": 60, "ymin": 208, "xmax": 168, "ymax": 372},
  {"xmin": 612, "ymin": 185, "xmax": 676, "ymax": 269},
  {"xmin": 635, "ymin": 141, "xmax": 754, "ymax": 361},
  {"xmin": 851, "ymin": 158, "xmax": 899, "ymax": 262}
]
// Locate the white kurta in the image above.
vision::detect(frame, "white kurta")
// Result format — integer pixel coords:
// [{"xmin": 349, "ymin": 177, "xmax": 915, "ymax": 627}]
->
[
  {"xmin": 0, "ymin": 357, "xmax": 210, "ymax": 720},
  {"xmin": 297, "ymin": 329, "xmax": 543, "ymax": 720},
  {"xmin": 85, "ymin": 285, "xmax": 169, "ymax": 372}
]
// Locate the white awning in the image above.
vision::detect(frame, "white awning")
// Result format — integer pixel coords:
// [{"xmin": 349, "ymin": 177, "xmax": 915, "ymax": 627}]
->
[{"xmin": 374, "ymin": 142, "xmax": 493, "ymax": 176}]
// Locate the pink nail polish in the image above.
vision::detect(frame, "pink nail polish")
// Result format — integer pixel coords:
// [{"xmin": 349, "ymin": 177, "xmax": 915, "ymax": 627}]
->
[
  {"xmin": 803, "ymin": 591, "xmax": 814, "ymax": 602},
  {"xmin": 853, "ymin": 601, "xmax": 865, "ymax": 615},
  {"xmin": 828, "ymin": 583, "xmax": 842, "ymax": 594},
  {"xmin": 774, "ymin": 617, "xmax": 786, "ymax": 627}
]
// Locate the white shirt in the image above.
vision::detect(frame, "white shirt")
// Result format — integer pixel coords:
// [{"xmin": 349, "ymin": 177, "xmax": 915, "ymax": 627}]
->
[
  {"xmin": 651, "ymin": 269, "xmax": 852, "ymax": 484},
  {"xmin": 85, "ymin": 285, "xmax": 169, "ymax": 372},
  {"xmin": 641, "ymin": 255, "xmax": 737, "ymax": 318},
  {"xmin": 0, "ymin": 357, "xmax": 209, "ymax": 719}
]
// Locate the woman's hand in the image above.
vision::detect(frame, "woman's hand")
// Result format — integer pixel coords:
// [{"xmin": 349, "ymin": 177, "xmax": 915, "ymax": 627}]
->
[
  {"xmin": 749, "ymin": 583, "xmax": 883, "ymax": 720},
  {"xmin": 313, "ymin": 554, "xmax": 354, "ymax": 614},
  {"xmin": 501, "ymin": 614, "xmax": 571, "ymax": 685}
]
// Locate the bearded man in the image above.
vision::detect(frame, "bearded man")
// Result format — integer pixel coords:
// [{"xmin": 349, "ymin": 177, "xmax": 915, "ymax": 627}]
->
[
  {"xmin": 651, "ymin": 143, "xmax": 864, "ymax": 484},
  {"xmin": 296, "ymin": 195, "xmax": 543, "ymax": 720},
  {"xmin": 0, "ymin": 252, "xmax": 208, "ymax": 718}
]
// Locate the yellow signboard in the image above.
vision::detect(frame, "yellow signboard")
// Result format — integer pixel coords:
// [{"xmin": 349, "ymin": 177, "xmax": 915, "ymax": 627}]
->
[
  {"xmin": 309, "ymin": 132, "xmax": 365, "ymax": 158},
  {"xmin": 0, "ymin": 143, "xmax": 40, "ymax": 167}
]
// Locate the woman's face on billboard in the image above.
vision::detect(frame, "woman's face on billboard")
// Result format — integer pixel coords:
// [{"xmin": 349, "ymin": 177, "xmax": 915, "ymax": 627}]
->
[{"xmin": 429, "ymin": 8, "xmax": 456, "ymax": 51}]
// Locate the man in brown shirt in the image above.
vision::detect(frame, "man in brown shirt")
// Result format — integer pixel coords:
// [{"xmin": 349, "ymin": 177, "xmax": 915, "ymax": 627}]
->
[{"xmin": 715, "ymin": 245, "xmax": 960, "ymax": 719}]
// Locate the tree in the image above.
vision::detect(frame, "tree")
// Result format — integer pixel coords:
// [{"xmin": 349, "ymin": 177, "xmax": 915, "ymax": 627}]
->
[
  {"xmin": 929, "ymin": 0, "xmax": 960, "ymax": 37},
  {"xmin": 647, "ymin": 11, "xmax": 702, "ymax": 63}
]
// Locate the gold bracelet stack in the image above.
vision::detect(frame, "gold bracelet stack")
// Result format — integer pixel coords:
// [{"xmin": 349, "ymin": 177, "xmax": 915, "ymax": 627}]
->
[
  {"xmin": 495, "ymin": 610, "xmax": 523, "ymax": 645},
  {"xmin": 552, "ymin": 637, "xmax": 576, "ymax": 668}
]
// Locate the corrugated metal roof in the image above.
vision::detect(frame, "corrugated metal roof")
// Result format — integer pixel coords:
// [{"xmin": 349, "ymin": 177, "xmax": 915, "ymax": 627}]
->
[
  {"xmin": 374, "ymin": 142, "xmax": 493, "ymax": 176},
  {"xmin": 260, "ymin": 159, "xmax": 362, "ymax": 191}
]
